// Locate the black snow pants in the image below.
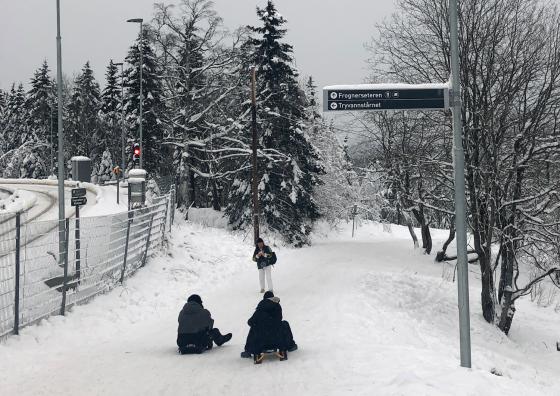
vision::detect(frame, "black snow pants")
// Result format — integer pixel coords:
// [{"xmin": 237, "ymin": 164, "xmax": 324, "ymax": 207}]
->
[{"xmin": 177, "ymin": 328, "xmax": 224, "ymax": 354}]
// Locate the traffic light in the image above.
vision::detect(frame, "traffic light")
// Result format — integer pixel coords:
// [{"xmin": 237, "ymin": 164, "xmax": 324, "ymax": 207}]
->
[{"xmin": 132, "ymin": 143, "xmax": 140, "ymax": 164}]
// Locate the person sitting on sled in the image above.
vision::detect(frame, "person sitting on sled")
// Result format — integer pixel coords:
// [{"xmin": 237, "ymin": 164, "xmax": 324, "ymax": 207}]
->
[
  {"xmin": 241, "ymin": 291, "xmax": 297, "ymax": 363},
  {"xmin": 177, "ymin": 294, "xmax": 232, "ymax": 354}
]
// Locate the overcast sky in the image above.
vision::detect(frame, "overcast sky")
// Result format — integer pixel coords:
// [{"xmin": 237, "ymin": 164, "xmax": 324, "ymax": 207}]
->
[{"xmin": 0, "ymin": 0, "xmax": 397, "ymax": 94}]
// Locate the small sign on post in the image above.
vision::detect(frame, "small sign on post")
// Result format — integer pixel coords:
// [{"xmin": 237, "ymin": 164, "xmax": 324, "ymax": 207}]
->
[
  {"xmin": 71, "ymin": 196, "xmax": 87, "ymax": 206},
  {"xmin": 71, "ymin": 188, "xmax": 87, "ymax": 207},
  {"xmin": 71, "ymin": 188, "xmax": 86, "ymax": 198}
]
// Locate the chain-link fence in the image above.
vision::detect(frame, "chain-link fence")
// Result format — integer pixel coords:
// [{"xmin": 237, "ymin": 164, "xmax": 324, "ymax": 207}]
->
[{"xmin": 0, "ymin": 186, "xmax": 175, "ymax": 339}]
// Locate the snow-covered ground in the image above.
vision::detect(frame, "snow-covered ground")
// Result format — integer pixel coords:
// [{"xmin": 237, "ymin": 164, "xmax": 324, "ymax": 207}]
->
[{"xmin": 0, "ymin": 219, "xmax": 559, "ymax": 395}]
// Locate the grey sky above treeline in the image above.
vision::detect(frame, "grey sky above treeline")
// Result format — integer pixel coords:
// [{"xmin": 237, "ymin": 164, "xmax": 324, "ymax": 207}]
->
[{"xmin": 0, "ymin": 0, "xmax": 397, "ymax": 94}]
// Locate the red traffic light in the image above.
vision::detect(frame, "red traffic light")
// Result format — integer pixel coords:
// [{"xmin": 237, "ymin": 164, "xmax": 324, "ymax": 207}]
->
[{"xmin": 132, "ymin": 143, "xmax": 141, "ymax": 159}]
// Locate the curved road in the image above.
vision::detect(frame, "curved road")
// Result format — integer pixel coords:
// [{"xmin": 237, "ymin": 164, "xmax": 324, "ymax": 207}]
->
[{"xmin": 0, "ymin": 183, "xmax": 96, "ymax": 257}]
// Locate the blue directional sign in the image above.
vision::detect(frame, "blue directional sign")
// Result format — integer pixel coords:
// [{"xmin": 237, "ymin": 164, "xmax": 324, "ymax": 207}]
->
[{"xmin": 323, "ymin": 83, "xmax": 450, "ymax": 112}]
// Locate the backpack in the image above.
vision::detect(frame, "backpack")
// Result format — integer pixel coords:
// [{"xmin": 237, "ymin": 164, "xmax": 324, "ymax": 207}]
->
[{"xmin": 268, "ymin": 251, "xmax": 277, "ymax": 265}]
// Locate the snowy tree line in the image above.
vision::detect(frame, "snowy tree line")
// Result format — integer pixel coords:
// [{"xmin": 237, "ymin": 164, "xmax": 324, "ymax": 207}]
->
[
  {"xmin": 0, "ymin": 0, "xmax": 358, "ymax": 246},
  {"xmin": 352, "ymin": 0, "xmax": 560, "ymax": 334}
]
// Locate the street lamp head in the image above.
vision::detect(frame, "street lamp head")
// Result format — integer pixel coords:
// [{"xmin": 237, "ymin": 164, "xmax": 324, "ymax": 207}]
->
[{"xmin": 127, "ymin": 18, "xmax": 143, "ymax": 23}]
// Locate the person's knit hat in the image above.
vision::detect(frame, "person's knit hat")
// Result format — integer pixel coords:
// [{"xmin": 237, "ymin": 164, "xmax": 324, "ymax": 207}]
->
[
  {"xmin": 263, "ymin": 291, "xmax": 274, "ymax": 299},
  {"xmin": 187, "ymin": 294, "xmax": 203, "ymax": 305}
]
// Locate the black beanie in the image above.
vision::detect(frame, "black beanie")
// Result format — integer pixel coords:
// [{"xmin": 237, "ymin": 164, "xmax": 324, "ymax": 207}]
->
[
  {"xmin": 263, "ymin": 291, "xmax": 274, "ymax": 299},
  {"xmin": 187, "ymin": 294, "xmax": 203, "ymax": 305},
  {"xmin": 255, "ymin": 237, "xmax": 264, "ymax": 246}
]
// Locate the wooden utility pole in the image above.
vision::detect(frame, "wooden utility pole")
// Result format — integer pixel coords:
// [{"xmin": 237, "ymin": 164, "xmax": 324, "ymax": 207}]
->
[{"xmin": 251, "ymin": 67, "xmax": 260, "ymax": 242}]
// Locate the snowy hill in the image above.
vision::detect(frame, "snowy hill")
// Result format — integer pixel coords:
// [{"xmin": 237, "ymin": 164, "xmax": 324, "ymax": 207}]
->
[{"xmin": 0, "ymin": 219, "xmax": 559, "ymax": 395}]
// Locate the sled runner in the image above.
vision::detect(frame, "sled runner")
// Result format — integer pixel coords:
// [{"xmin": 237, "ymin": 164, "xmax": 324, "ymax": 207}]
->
[{"xmin": 253, "ymin": 349, "xmax": 288, "ymax": 364}]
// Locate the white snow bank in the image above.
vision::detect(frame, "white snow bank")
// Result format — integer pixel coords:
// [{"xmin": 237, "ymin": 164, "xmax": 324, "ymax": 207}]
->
[
  {"xmin": 0, "ymin": 188, "xmax": 37, "ymax": 214},
  {"xmin": 0, "ymin": 178, "xmax": 100, "ymax": 198}
]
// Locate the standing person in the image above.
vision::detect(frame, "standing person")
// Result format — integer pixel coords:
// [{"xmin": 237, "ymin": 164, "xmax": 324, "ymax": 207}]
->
[
  {"xmin": 253, "ymin": 237, "xmax": 275, "ymax": 293},
  {"xmin": 176, "ymin": 294, "xmax": 232, "ymax": 354}
]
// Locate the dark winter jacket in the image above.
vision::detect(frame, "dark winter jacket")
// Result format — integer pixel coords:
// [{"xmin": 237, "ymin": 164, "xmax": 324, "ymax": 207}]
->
[
  {"xmin": 253, "ymin": 246, "xmax": 274, "ymax": 269},
  {"xmin": 245, "ymin": 296, "xmax": 288, "ymax": 354},
  {"xmin": 177, "ymin": 301, "xmax": 214, "ymax": 335}
]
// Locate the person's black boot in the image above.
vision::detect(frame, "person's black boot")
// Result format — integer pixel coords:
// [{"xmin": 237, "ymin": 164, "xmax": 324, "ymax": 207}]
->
[
  {"xmin": 215, "ymin": 333, "xmax": 232, "ymax": 346},
  {"xmin": 240, "ymin": 350, "xmax": 251, "ymax": 358}
]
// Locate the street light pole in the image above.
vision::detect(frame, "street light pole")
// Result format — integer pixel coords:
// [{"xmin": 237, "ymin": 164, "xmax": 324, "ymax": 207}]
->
[
  {"xmin": 449, "ymin": 0, "xmax": 472, "ymax": 368},
  {"xmin": 127, "ymin": 18, "xmax": 143, "ymax": 169},
  {"xmin": 55, "ymin": 0, "xmax": 66, "ymax": 301},
  {"xmin": 114, "ymin": 62, "xmax": 125, "ymax": 173}
]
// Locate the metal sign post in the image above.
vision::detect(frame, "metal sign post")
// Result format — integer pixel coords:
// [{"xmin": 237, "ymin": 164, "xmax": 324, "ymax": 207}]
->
[
  {"xmin": 449, "ymin": 0, "xmax": 472, "ymax": 368},
  {"xmin": 71, "ymin": 188, "xmax": 87, "ymax": 284}
]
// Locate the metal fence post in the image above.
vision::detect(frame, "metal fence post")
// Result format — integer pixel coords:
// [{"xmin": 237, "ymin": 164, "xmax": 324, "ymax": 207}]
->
[
  {"xmin": 60, "ymin": 218, "xmax": 70, "ymax": 316},
  {"xmin": 142, "ymin": 214, "xmax": 155, "ymax": 267},
  {"xmin": 120, "ymin": 211, "xmax": 134, "ymax": 283},
  {"xmin": 13, "ymin": 212, "xmax": 21, "ymax": 335}
]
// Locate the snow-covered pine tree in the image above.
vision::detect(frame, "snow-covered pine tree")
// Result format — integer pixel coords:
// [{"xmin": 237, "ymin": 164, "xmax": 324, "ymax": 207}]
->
[
  {"xmin": 4, "ymin": 84, "xmax": 27, "ymax": 150},
  {"xmin": 22, "ymin": 61, "xmax": 55, "ymax": 177},
  {"xmin": 101, "ymin": 60, "xmax": 123, "ymax": 167},
  {"xmin": 0, "ymin": 88, "xmax": 6, "ymax": 122},
  {"xmin": 226, "ymin": 1, "xmax": 323, "ymax": 246},
  {"xmin": 1, "ymin": 84, "xmax": 28, "ymax": 177},
  {"xmin": 66, "ymin": 62, "xmax": 102, "ymax": 162},
  {"xmin": 95, "ymin": 148, "xmax": 114, "ymax": 184},
  {"xmin": 26, "ymin": 61, "xmax": 55, "ymax": 143},
  {"xmin": 123, "ymin": 27, "xmax": 166, "ymax": 176}
]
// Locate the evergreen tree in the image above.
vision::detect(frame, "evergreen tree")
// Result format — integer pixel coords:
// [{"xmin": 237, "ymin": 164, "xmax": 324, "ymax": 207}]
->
[
  {"xmin": 226, "ymin": 1, "xmax": 323, "ymax": 246},
  {"xmin": 5, "ymin": 84, "xmax": 28, "ymax": 150},
  {"xmin": 123, "ymin": 28, "xmax": 166, "ymax": 175},
  {"xmin": 101, "ymin": 60, "xmax": 124, "ymax": 167},
  {"xmin": 19, "ymin": 61, "xmax": 56, "ymax": 177},
  {"xmin": 0, "ymin": 88, "xmax": 6, "ymax": 121},
  {"xmin": 94, "ymin": 148, "xmax": 114, "ymax": 183},
  {"xmin": 0, "ymin": 83, "xmax": 47, "ymax": 178},
  {"xmin": 304, "ymin": 76, "xmax": 321, "ymax": 123},
  {"xmin": 26, "ymin": 61, "xmax": 55, "ymax": 144},
  {"xmin": 66, "ymin": 62, "xmax": 102, "ymax": 161}
]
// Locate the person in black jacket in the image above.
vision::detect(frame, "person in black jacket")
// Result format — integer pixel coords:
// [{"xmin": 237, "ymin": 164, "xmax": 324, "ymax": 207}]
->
[
  {"xmin": 253, "ymin": 237, "xmax": 274, "ymax": 293},
  {"xmin": 241, "ymin": 291, "xmax": 297, "ymax": 362},
  {"xmin": 177, "ymin": 294, "xmax": 232, "ymax": 354}
]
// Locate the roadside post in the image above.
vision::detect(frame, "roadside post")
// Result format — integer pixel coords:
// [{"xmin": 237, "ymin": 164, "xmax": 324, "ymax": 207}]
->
[
  {"xmin": 113, "ymin": 166, "xmax": 122, "ymax": 205},
  {"xmin": 71, "ymin": 187, "xmax": 87, "ymax": 283}
]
